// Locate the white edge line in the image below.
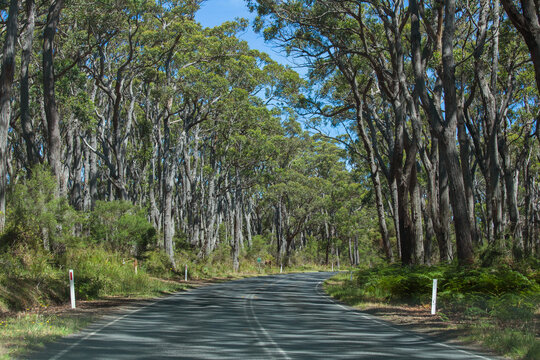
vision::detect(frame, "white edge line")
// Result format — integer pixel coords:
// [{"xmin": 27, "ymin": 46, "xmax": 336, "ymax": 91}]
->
[
  {"xmin": 315, "ymin": 280, "xmax": 493, "ymax": 360},
  {"xmin": 48, "ymin": 294, "xmax": 176, "ymax": 360}
]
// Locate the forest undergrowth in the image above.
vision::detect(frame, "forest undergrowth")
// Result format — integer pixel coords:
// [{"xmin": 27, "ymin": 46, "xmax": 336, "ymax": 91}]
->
[{"xmin": 325, "ymin": 263, "xmax": 540, "ymax": 360}]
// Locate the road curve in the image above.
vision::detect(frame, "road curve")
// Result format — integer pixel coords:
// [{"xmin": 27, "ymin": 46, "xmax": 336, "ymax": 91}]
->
[{"xmin": 31, "ymin": 272, "xmax": 493, "ymax": 359}]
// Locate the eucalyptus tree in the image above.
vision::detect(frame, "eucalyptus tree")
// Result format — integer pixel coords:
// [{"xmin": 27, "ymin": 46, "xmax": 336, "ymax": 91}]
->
[
  {"xmin": 42, "ymin": 0, "xmax": 66, "ymax": 193},
  {"xmin": 501, "ymin": 0, "xmax": 540, "ymax": 118},
  {"xmin": 249, "ymin": 0, "xmax": 429, "ymax": 264},
  {"xmin": 20, "ymin": 0, "xmax": 40, "ymax": 169},
  {"xmin": 0, "ymin": 0, "xmax": 19, "ymax": 232},
  {"xmin": 249, "ymin": 0, "xmax": 540, "ymax": 264}
]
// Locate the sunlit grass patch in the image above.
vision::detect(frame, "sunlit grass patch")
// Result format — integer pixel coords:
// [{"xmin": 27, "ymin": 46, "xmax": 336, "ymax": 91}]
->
[
  {"xmin": 466, "ymin": 323, "xmax": 538, "ymax": 360},
  {"xmin": 0, "ymin": 313, "xmax": 95, "ymax": 359}
]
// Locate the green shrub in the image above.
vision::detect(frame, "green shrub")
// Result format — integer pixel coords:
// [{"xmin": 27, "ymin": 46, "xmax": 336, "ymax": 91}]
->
[
  {"xmin": 2, "ymin": 165, "xmax": 75, "ymax": 251},
  {"xmin": 245, "ymin": 235, "xmax": 272, "ymax": 262},
  {"xmin": 141, "ymin": 249, "xmax": 175, "ymax": 278},
  {"xmin": 66, "ymin": 246, "xmax": 158, "ymax": 299},
  {"xmin": 524, "ymin": 341, "xmax": 540, "ymax": 360},
  {"xmin": 329, "ymin": 264, "xmax": 539, "ymax": 360},
  {"xmin": 88, "ymin": 201, "xmax": 156, "ymax": 255},
  {"xmin": 0, "ymin": 245, "xmax": 65, "ymax": 311}
]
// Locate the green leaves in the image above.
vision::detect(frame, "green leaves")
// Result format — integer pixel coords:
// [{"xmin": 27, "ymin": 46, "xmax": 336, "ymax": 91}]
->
[{"xmin": 88, "ymin": 200, "xmax": 155, "ymax": 255}]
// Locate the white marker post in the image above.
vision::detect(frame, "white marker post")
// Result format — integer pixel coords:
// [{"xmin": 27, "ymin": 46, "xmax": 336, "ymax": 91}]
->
[
  {"xmin": 431, "ymin": 279, "xmax": 438, "ymax": 315},
  {"xmin": 69, "ymin": 269, "xmax": 76, "ymax": 309},
  {"xmin": 280, "ymin": 264, "xmax": 283, "ymax": 273},
  {"xmin": 185, "ymin": 265, "xmax": 188, "ymax": 282}
]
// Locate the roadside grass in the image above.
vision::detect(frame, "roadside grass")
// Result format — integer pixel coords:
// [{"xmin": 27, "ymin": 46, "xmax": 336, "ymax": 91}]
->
[
  {"xmin": 0, "ymin": 312, "xmax": 96, "ymax": 360},
  {"xmin": 325, "ymin": 266, "xmax": 540, "ymax": 360}
]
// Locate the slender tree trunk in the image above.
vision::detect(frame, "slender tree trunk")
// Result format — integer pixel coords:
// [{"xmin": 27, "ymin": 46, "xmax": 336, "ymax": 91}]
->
[
  {"xmin": 162, "ymin": 120, "xmax": 176, "ymax": 269},
  {"xmin": 348, "ymin": 238, "xmax": 354, "ymax": 265},
  {"xmin": 20, "ymin": 0, "xmax": 39, "ymax": 168},
  {"xmin": 422, "ymin": 197, "xmax": 434, "ymax": 265},
  {"xmin": 410, "ymin": 164, "xmax": 425, "ymax": 264},
  {"xmin": 440, "ymin": 0, "xmax": 475, "ymax": 264},
  {"xmin": 0, "ymin": 0, "xmax": 19, "ymax": 232},
  {"xmin": 356, "ymin": 105, "xmax": 393, "ymax": 262},
  {"xmin": 232, "ymin": 175, "xmax": 242, "ymax": 272},
  {"xmin": 390, "ymin": 180, "xmax": 401, "ymax": 259},
  {"xmin": 436, "ymin": 146, "xmax": 453, "ymax": 262},
  {"xmin": 354, "ymin": 235, "xmax": 359, "ymax": 266},
  {"xmin": 458, "ymin": 119, "xmax": 478, "ymax": 244},
  {"xmin": 43, "ymin": 0, "xmax": 65, "ymax": 194},
  {"xmin": 501, "ymin": 139, "xmax": 524, "ymax": 258}
]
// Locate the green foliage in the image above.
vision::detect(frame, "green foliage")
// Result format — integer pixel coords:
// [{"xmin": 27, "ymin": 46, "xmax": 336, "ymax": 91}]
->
[
  {"xmin": 0, "ymin": 245, "xmax": 65, "ymax": 311},
  {"xmin": 524, "ymin": 341, "xmax": 540, "ymax": 360},
  {"xmin": 328, "ymin": 264, "xmax": 539, "ymax": 359},
  {"xmin": 142, "ymin": 250, "xmax": 176, "ymax": 278},
  {"xmin": 2, "ymin": 165, "xmax": 75, "ymax": 251},
  {"xmin": 0, "ymin": 312, "xmax": 97, "ymax": 359},
  {"xmin": 66, "ymin": 247, "xmax": 178, "ymax": 299},
  {"xmin": 245, "ymin": 235, "xmax": 272, "ymax": 262},
  {"xmin": 208, "ymin": 241, "xmax": 233, "ymax": 267},
  {"xmin": 87, "ymin": 201, "xmax": 156, "ymax": 256}
]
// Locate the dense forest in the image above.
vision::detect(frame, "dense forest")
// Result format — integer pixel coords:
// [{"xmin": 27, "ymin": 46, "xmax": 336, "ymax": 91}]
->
[{"xmin": 0, "ymin": 0, "xmax": 538, "ymax": 274}]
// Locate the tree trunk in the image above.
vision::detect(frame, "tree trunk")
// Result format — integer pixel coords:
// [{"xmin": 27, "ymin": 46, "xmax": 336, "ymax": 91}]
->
[
  {"xmin": 357, "ymin": 105, "xmax": 393, "ymax": 262},
  {"xmin": 20, "ymin": 0, "xmax": 39, "ymax": 168},
  {"xmin": 0, "ymin": 0, "xmax": 19, "ymax": 232},
  {"xmin": 422, "ymin": 197, "xmax": 434, "ymax": 266},
  {"xmin": 501, "ymin": 0, "xmax": 540, "ymax": 109},
  {"xmin": 439, "ymin": 0, "xmax": 475, "ymax": 264},
  {"xmin": 162, "ymin": 120, "xmax": 176, "ymax": 269},
  {"xmin": 436, "ymin": 146, "xmax": 453, "ymax": 262},
  {"xmin": 501, "ymin": 138, "xmax": 524, "ymax": 258},
  {"xmin": 410, "ymin": 164, "xmax": 425, "ymax": 264},
  {"xmin": 43, "ymin": 0, "xmax": 65, "ymax": 194}
]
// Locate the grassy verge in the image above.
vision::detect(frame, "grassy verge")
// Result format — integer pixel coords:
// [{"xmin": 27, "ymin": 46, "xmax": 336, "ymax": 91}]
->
[
  {"xmin": 0, "ymin": 312, "xmax": 97, "ymax": 360},
  {"xmin": 325, "ymin": 265, "xmax": 539, "ymax": 360}
]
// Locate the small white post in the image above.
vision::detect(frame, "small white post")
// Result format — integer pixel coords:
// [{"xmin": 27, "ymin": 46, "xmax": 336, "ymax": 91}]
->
[
  {"xmin": 431, "ymin": 279, "xmax": 438, "ymax": 315},
  {"xmin": 280, "ymin": 264, "xmax": 283, "ymax": 273},
  {"xmin": 185, "ymin": 264, "xmax": 188, "ymax": 281},
  {"xmin": 134, "ymin": 259, "xmax": 138, "ymax": 275},
  {"xmin": 69, "ymin": 269, "xmax": 76, "ymax": 309},
  {"xmin": 350, "ymin": 270, "xmax": 353, "ymax": 281}
]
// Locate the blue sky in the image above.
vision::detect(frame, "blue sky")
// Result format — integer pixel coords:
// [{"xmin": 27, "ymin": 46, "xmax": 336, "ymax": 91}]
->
[
  {"xmin": 195, "ymin": 0, "xmax": 344, "ymax": 138},
  {"xmin": 195, "ymin": 0, "xmax": 300, "ymax": 70}
]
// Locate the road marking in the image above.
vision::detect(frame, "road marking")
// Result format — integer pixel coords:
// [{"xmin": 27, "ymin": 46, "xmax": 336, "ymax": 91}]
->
[
  {"xmin": 314, "ymin": 279, "xmax": 493, "ymax": 360},
  {"xmin": 48, "ymin": 293, "xmax": 181, "ymax": 360},
  {"xmin": 243, "ymin": 277, "xmax": 291, "ymax": 360}
]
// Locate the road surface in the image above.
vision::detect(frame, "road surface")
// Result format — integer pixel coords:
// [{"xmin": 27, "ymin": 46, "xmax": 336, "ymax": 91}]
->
[{"xmin": 31, "ymin": 272, "xmax": 493, "ymax": 359}]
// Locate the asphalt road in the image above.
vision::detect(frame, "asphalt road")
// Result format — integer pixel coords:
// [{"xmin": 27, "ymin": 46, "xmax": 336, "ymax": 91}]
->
[{"xmin": 31, "ymin": 272, "xmax": 493, "ymax": 359}]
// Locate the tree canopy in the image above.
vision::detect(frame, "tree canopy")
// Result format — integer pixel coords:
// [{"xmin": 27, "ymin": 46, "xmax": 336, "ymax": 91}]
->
[{"xmin": 0, "ymin": 0, "xmax": 537, "ymax": 270}]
